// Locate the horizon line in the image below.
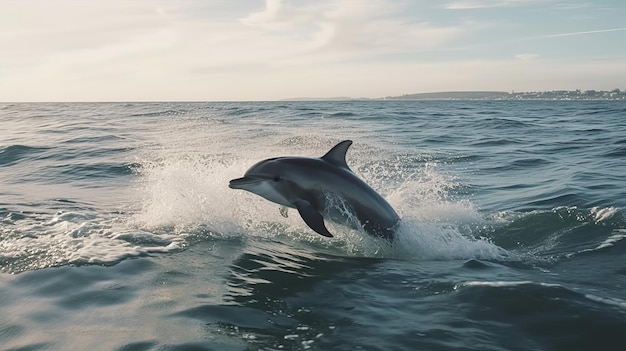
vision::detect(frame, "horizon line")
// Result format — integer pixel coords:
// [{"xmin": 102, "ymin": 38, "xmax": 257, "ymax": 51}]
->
[{"xmin": 2, "ymin": 88, "xmax": 624, "ymax": 104}]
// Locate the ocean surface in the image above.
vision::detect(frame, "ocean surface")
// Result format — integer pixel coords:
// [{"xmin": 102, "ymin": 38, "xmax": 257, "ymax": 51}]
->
[{"xmin": 1, "ymin": 101, "xmax": 625, "ymax": 351}]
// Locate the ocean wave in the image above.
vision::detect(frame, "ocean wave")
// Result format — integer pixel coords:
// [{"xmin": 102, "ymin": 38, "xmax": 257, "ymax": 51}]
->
[
  {"xmin": 483, "ymin": 206, "xmax": 625, "ymax": 260},
  {"xmin": 473, "ymin": 117, "xmax": 534, "ymax": 130},
  {"xmin": 454, "ymin": 279, "xmax": 626, "ymax": 318},
  {"xmin": 129, "ymin": 109, "xmax": 188, "ymax": 118},
  {"xmin": 0, "ymin": 201, "xmax": 184, "ymax": 274},
  {"xmin": 453, "ymin": 279, "xmax": 626, "ymax": 348},
  {"xmin": 327, "ymin": 112, "xmax": 357, "ymax": 117},
  {"xmin": 469, "ymin": 137, "xmax": 524, "ymax": 147},
  {"xmin": 62, "ymin": 134, "xmax": 128, "ymax": 144},
  {"xmin": 0, "ymin": 145, "xmax": 51, "ymax": 167},
  {"xmin": 56, "ymin": 162, "xmax": 136, "ymax": 180},
  {"xmin": 603, "ymin": 145, "xmax": 626, "ymax": 158}
]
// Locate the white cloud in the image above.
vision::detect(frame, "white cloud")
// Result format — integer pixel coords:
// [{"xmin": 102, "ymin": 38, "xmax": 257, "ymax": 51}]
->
[
  {"xmin": 539, "ymin": 27, "xmax": 626, "ymax": 38},
  {"xmin": 240, "ymin": 0, "xmax": 285, "ymax": 27},
  {"xmin": 515, "ymin": 53, "xmax": 539, "ymax": 60},
  {"xmin": 444, "ymin": 0, "xmax": 552, "ymax": 10},
  {"xmin": 236, "ymin": 0, "xmax": 468, "ymax": 60},
  {"xmin": 320, "ymin": 1, "xmax": 465, "ymax": 53},
  {"xmin": 0, "ymin": 0, "xmax": 624, "ymax": 101},
  {"xmin": 1, "ymin": 0, "xmax": 477, "ymax": 101}
]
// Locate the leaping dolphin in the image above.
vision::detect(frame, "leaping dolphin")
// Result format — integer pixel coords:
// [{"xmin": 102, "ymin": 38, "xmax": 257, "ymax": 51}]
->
[{"xmin": 229, "ymin": 140, "xmax": 399, "ymax": 240}]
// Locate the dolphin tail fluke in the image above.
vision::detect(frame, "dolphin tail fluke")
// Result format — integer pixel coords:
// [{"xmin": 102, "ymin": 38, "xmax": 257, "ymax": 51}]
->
[{"xmin": 294, "ymin": 200, "xmax": 334, "ymax": 237}]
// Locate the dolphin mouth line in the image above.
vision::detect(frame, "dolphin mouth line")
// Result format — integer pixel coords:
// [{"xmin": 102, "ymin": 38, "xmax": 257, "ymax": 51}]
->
[{"xmin": 228, "ymin": 176, "xmax": 267, "ymax": 189}]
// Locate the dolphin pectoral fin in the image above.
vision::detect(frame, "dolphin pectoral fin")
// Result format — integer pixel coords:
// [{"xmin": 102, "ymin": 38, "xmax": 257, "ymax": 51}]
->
[
  {"xmin": 279, "ymin": 206, "xmax": 289, "ymax": 218},
  {"xmin": 293, "ymin": 200, "xmax": 334, "ymax": 237}
]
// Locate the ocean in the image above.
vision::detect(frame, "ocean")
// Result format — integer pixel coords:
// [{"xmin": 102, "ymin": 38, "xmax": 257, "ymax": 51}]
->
[{"xmin": 1, "ymin": 101, "xmax": 625, "ymax": 351}]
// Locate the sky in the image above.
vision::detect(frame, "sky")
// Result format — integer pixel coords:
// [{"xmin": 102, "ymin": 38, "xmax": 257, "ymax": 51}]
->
[{"xmin": 1, "ymin": 0, "xmax": 625, "ymax": 101}]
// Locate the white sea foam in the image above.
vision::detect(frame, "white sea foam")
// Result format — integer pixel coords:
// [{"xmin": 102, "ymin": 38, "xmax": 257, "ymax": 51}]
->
[
  {"xmin": 383, "ymin": 163, "xmax": 507, "ymax": 261},
  {"xmin": 455, "ymin": 280, "xmax": 563, "ymax": 290},
  {"xmin": 0, "ymin": 209, "xmax": 155, "ymax": 273},
  {"xmin": 591, "ymin": 206, "xmax": 618, "ymax": 223}
]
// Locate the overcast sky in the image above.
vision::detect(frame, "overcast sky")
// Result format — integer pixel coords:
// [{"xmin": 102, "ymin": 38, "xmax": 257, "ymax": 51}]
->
[{"xmin": 1, "ymin": 0, "xmax": 625, "ymax": 101}]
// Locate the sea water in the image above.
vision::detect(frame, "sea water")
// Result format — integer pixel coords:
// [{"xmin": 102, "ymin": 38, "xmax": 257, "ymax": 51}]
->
[{"xmin": 1, "ymin": 101, "xmax": 625, "ymax": 350}]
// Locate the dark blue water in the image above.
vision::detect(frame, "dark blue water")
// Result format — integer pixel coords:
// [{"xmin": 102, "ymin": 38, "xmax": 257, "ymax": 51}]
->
[{"xmin": 1, "ymin": 101, "xmax": 625, "ymax": 350}]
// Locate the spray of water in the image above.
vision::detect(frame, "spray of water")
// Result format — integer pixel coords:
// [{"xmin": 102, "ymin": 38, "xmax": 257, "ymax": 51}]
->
[{"xmin": 131, "ymin": 137, "xmax": 508, "ymax": 262}]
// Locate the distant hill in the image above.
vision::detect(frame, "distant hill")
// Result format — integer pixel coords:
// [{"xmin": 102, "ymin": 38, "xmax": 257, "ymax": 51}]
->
[
  {"xmin": 385, "ymin": 91, "xmax": 510, "ymax": 100},
  {"xmin": 281, "ymin": 89, "xmax": 625, "ymax": 102},
  {"xmin": 281, "ymin": 97, "xmax": 362, "ymax": 101}
]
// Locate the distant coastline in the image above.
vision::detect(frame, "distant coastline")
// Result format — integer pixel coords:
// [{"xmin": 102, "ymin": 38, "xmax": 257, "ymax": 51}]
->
[
  {"xmin": 384, "ymin": 89, "xmax": 626, "ymax": 101},
  {"xmin": 282, "ymin": 89, "xmax": 626, "ymax": 101}
]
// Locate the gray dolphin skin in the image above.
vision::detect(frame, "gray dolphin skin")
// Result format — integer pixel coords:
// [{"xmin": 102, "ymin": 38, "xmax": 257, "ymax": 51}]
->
[{"xmin": 229, "ymin": 140, "xmax": 399, "ymax": 240}]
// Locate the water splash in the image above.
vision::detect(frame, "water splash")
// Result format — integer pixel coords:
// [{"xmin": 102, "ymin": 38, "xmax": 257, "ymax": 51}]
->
[
  {"xmin": 0, "ymin": 205, "xmax": 155, "ymax": 273},
  {"xmin": 131, "ymin": 141, "xmax": 507, "ymax": 262}
]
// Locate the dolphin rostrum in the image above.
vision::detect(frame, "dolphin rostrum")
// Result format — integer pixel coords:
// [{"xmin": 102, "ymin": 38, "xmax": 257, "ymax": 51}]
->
[{"xmin": 229, "ymin": 140, "xmax": 399, "ymax": 240}]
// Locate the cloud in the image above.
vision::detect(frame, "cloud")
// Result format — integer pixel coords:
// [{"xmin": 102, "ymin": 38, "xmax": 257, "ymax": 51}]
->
[
  {"xmin": 319, "ymin": 1, "xmax": 466, "ymax": 54},
  {"xmin": 1, "ymin": 0, "xmax": 624, "ymax": 101},
  {"xmin": 236, "ymin": 0, "xmax": 470, "ymax": 60},
  {"xmin": 240, "ymin": 0, "xmax": 285, "ymax": 27},
  {"xmin": 444, "ymin": 0, "xmax": 552, "ymax": 10},
  {"xmin": 1, "ymin": 1, "xmax": 472, "ymax": 81},
  {"xmin": 515, "ymin": 53, "xmax": 539, "ymax": 60},
  {"xmin": 539, "ymin": 27, "xmax": 626, "ymax": 38}
]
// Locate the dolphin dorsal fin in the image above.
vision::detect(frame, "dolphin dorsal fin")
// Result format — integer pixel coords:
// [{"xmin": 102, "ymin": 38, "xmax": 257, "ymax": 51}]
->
[{"xmin": 321, "ymin": 140, "xmax": 353, "ymax": 171}]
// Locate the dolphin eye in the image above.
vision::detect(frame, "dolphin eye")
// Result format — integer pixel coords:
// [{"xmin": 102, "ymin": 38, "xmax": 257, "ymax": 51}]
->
[{"xmin": 273, "ymin": 176, "xmax": 282, "ymax": 182}]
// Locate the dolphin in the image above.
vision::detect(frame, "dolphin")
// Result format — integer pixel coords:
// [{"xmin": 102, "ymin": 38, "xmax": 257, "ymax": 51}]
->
[{"xmin": 229, "ymin": 140, "xmax": 399, "ymax": 240}]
